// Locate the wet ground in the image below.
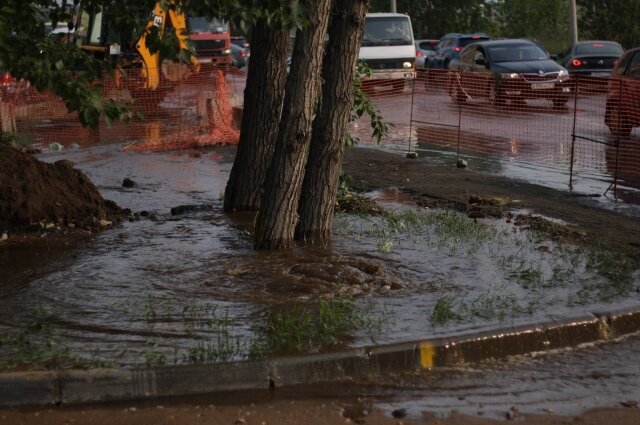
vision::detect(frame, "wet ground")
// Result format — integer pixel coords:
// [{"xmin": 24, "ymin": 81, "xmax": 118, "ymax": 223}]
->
[
  {"xmin": 2, "ymin": 80, "xmax": 640, "ymax": 418},
  {"xmin": 1, "ymin": 142, "xmax": 639, "ymax": 370},
  {"xmin": 350, "ymin": 81, "xmax": 640, "ymax": 213},
  {"xmin": 1, "ymin": 335, "xmax": 640, "ymax": 422},
  {"xmin": 373, "ymin": 332, "xmax": 640, "ymax": 419}
]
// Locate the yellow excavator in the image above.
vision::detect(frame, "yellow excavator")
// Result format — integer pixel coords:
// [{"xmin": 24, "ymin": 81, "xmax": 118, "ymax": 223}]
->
[
  {"xmin": 71, "ymin": 0, "xmax": 222, "ymax": 91},
  {"xmin": 133, "ymin": 1, "xmax": 200, "ymax": 89}
]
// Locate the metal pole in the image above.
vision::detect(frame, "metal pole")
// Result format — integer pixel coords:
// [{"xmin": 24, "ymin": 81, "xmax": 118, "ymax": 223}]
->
[
  {"xmin": 568, "ymin": 0, "xmax": 578, "ymax": 44},
  {"xmin": 569, "ymin": 78, "xmax": 578, "ymax": 190},
  {"xmin": 391, "ymin": 0, "xmax": 397, "ymax": 13},
  {"xmin": 408, "ymin": 78, "xmax": 416, "ymax": 155}
]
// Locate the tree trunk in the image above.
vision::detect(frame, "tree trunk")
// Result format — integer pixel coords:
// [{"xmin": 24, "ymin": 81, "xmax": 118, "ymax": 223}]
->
[
  {"xmin": 254, "ymin": 0, "xmax": 333, "ymax": 250},
  {"xmin": 296, "ymin": 0, "xmax": 369, "ymax": 241},
  {"xmin": 223, "ymin": 21, "xmax": 289, "ymax": 212}
]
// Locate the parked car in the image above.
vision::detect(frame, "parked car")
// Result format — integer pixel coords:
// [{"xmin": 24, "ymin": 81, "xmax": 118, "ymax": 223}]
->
[
  {"xmin": 231, "ymin": 43, "xmax": 250, "ymax": 69},
  {"xmin": 426, "ymin": 33, "xmax": 490, "ymax": 69},
  {"xmin": 562, "ymin": 40, "xmax": 624, "ymax": 77},
  {"xmin": 230, "ymin": 36, "xmax": 250, "ymax": 49},
  {"xmin": 415, "ymin": 39, "xmax": 438, "ymax": 68},
  {"xmin": 605, "ymin": 47, "xmax": 640, "ymax": 136},
  {"xmin": 448, "ymin": 39, "xmax": 571, "ymax": 107}
]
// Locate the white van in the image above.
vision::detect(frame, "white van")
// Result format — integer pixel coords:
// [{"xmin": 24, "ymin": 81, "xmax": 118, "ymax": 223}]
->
[{"xmin": 359, "ymin": 13, "xmax": 416, "ymax": 87}]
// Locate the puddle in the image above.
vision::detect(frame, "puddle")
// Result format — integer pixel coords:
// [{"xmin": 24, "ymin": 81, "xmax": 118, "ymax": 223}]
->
[
  {"xmin": 372, "ymin": 333, "xmax": 640, "ymax": 419},
  {"xmin": 1, "ymin": 144, "xmax": 639, "ymax": 369}
]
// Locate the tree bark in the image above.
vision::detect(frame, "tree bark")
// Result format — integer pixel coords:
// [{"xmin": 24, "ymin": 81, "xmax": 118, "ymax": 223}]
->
[
  {"xmin": 254, "ymin": 0, "xmax": 333, "ymax": 250},
  {"xmin": 223, "ymin": 21, "xmax": 289, "ymax": 212},
  {"xmin": 296, "ymin": 0, "xmax": 369, "ymax": 241}
]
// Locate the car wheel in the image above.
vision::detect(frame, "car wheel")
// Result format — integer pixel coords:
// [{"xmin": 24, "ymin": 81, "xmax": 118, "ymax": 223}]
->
[
  {"xmin": 488, "ymin": 82, "xmax": 504, "ymax": 107},
  {"xmin": 449, "ymin": 78, "xmax": 465, "ymax": 104},
  {"xmin": 392, "ymin": 80, "xmax": 404, "ymax": 92},
  {"xmin": 552, "ymin": 97, "xmax": 569, "ymax": 109},
  {"xmin": 606, "ymin": 101, "xmax": 632, "ymax": 137}
]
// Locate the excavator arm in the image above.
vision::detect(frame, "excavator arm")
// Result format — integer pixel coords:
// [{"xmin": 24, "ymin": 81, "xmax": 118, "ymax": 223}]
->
[{"xmin": 135, "ymin": 1, "xmax": 200, "ymax": 90}]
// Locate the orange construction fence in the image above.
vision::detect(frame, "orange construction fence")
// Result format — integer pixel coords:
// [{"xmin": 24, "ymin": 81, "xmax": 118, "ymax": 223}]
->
[
  {"xmin": 1, "ymin": 65, "xmax": 244, "ymax": 151},
  {"xmin": 2, "ymin": 66, "xmax": 640, "ymax": 198}
]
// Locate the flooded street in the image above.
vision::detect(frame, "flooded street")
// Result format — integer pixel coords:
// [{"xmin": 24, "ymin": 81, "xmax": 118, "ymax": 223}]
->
[
  {"xmin": 1, "ymin": 143, "xmax": 639, "ymax": 370},
  {"xmin": 373, "ymin": 333, "xmax": 640, "ymax": 419}
]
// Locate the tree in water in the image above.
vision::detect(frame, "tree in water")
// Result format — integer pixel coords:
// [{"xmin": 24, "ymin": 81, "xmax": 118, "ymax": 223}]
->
[
  {"xmin": 254, "ymin": 0, "xmax": 333, "ymax": 249},
  {"xmin": 296, "ymin": 0, "xmax": 370, "ymax": 241},
  {"xmin": 223, "ymin": 19, "xmax": 289, "ymax": 212}
]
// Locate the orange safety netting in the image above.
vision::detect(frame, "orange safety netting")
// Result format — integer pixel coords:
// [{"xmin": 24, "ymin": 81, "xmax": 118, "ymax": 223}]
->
[
  {"xmin": 3, "ymin": 65, "xmax": 640, "ymax": 195},
  {"xmin": 1, "ymin": 64, "xmax": 243, "ymax": 151},
  {"xmin": 123, "ymin": 68, "xmax": 240, "ymax": 152}
]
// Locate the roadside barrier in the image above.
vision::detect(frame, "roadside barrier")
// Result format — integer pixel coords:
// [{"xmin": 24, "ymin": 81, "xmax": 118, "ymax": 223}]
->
[
  {"xmin": 1, "ymin": 65, "xmax": 244, "ymax": 150},
  {"xmin": 2, "ymin": 66, "xmax": 639, "ymax": 197},
  {"xmin": 406, "ymin": 69, "xmax": 640, "ymax": 196}
]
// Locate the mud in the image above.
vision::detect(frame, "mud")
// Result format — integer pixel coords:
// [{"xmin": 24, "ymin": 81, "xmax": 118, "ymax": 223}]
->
[
  {"xmin": 0, "ymin": 398, "xmax": 638, "ymax": 425},
  {"xmin": 0, "ymin": 146, "xmax": 125, "ymax": 235},
  {"xmin": 342, "ymin": 147, "xmax": 640, "ymax": 260}
]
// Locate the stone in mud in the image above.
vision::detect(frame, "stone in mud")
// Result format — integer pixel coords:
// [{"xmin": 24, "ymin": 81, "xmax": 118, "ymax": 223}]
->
[
  {"xmin": 391, "ymin": 408, "xmax": 407, "ymax": 419},
  {"xmin": 122, "ymin": 178, "xmax": 138, "ymax": 188},
  {"xmin": 170, "ymin": 204, "xmax": 215, "ymax": 216},
  {"xmin": 54, "ymin": 159, "xmax": 75, "ymax": 169}
]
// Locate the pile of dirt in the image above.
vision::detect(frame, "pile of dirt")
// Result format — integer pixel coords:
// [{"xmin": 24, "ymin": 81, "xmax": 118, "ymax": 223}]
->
[{"xmin": 0, "ymin": 146, "xmax": 125, "ymax": 235}]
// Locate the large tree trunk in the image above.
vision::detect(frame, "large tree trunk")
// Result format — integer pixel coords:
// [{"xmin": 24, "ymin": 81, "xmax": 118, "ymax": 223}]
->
[
  {"xmin": 296, "ymin": 0, "xmax": 369, "ymax": 241},
  {"xmin": 254, "ymin": 0, "xmax": 333, "ymax": 250},
  {"xmin": 223, "ymin": 21, "xmax": 289, "ymax": 212}
]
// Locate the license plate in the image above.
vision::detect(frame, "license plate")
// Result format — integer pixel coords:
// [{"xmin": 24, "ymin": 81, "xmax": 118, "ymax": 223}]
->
[
  {"xmin": 532, "ymin": 82, "xmax": 554, "ymax": 90},
  {"xmin": 591, "ymin": 72, "xmax": 610, "ymax": 77}
]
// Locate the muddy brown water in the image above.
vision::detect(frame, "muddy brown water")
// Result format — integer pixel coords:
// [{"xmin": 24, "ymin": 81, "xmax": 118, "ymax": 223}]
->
[{"xmin": 1, "ymin": 143, "xmax": 640, "ymax": 416}]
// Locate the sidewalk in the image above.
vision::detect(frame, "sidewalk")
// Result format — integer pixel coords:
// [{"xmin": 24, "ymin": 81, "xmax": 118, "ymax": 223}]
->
[{"xmin": 2, "ymin": 307, "xmax": 639, "ymax": 407}]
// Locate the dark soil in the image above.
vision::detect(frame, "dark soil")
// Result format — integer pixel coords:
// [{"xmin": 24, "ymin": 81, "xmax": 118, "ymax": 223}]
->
[
  {"xmin": 0, "ymin": 146, "xmax": 125, "ymax": 235},
  {"xmin": 342, "ymin": 147, "xmax": 640, "ymax": 260},
  {"xmin": 1, "ymin": 399, "xmax": 639, "ymax": 425}
]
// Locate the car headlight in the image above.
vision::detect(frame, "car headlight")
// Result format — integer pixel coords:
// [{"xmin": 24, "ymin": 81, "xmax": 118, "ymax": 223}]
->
[
  {"xmin": 499, "ymin": 73, "xmax": 521, "ymax": 79},
  {"xmin": 222, "ymin": 49, "xmax": 231, "ymax": 55},
  {"xmin": 558, "ymin": 69, "xmax": 569, "ymax": 82},
  {"xmin": 403, "ymin": 61, "xmax": 413, "ymax": 69}
]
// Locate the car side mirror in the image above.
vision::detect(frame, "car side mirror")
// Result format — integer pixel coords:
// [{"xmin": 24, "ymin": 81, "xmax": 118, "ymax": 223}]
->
[{"xmin": 550, "ymin": 54, "xmax": 559, "ymax": 61}]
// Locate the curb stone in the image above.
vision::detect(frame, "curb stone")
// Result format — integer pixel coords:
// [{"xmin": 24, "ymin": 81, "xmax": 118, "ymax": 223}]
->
[{"xmin": 2, "ymin": 307, "xmax": 640, "ymax": 407}]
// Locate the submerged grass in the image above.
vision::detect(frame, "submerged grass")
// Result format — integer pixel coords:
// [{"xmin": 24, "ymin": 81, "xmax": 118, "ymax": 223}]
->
[
  {"xmin": 250, "ymin": 298, "xmax": 386, "ymax": 358},
  {"xmin": 0, "ymin": 307, "xmax": 110, "ymax": 371},
  {"xmin": 335, "ymin": 191, "xmax": 503, "ymax": 255},
  {"xmin": 429, "ymin": 288, "xmax": 538, "ymax": 326}
]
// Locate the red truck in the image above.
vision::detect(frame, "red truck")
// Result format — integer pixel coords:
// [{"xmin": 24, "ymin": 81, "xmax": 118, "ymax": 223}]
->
[{"xmin": 188, "ymin": 16, "xmax": 232, "ymax": 67}]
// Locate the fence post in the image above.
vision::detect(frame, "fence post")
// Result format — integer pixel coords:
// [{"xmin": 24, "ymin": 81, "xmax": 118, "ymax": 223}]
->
[
  {"xmin": 455, "ymin": 72, "xmax": 462, "ymax": 164},
  {"xmin": 569, "ymin": 77, "xmax": 579, "ymax": 190},
  {"xmin": 612, "ymin": 78, "xmax": 623, "ymax": 198},
  {"xmin": 408, "ymin": 76, "xmax": 416, "ymax": 155}
]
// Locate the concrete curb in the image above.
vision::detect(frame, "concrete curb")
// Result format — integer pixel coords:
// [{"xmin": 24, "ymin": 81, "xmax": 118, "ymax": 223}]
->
[{"xmin": 2, "ymin": 307, "xmax": 640, "ymax": 407}]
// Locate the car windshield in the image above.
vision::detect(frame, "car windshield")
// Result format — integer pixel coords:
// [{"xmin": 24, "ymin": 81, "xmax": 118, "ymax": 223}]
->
[
  {"xmin": 575, "ymin": 43, "xmax": 622, "ymax": 56},
  {"xmin": 419, "ymin": 41, "xmax": 438, "ymax": 51},
  {"xmin": 460, "ymin": 37, "xmax": 489, "ymax": 48},
  {"xmin": 189, "ymin": 17, "xmax": 227, "ymax": 33},
  {"xmin": 488, "ymin": 44, "xmax": 548, "ymax": 62},
  {"xmin": 362, "ymin": 17, "xmax": 412, "ymax": 46}
]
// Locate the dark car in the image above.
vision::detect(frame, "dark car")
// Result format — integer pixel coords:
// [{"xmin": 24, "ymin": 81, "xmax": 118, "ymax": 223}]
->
[
  {"xmin": 231, "ymin": 43, "xmax": 250, "ymax": 69},
  {"xmin": 426, "ymin": 33, "xmax": 490, "ymax": 69},
  {"xmin": 415, "ymin": 39, "xmax": 438, "ymax": 68},
  {"xmin": 448, "ymin": 39, "xmax": 572, "ymax": 107},
  {"xmin": 231, "ymin": 36, "xmax": 250, "ymax": 49},
  {"xmin": 562, "ymin": 40, "xmax": 623, "ymax": 77},
  {"xmin": 605, "ymin": 47, "xmax": 640, "ymax": 136}
]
